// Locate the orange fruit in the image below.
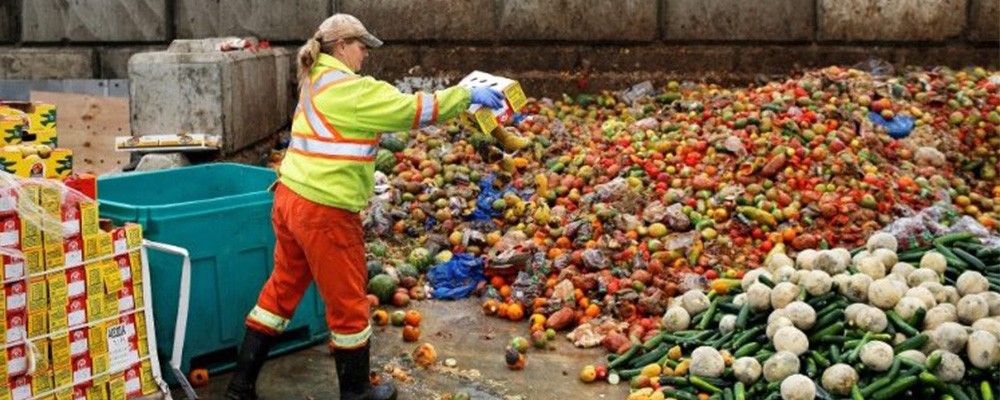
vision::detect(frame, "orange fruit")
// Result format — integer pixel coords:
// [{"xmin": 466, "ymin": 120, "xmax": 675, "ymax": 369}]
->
[
  {"xmin": 402, "ymin": 325, "xmax": 421, "ymax": 342},
  {"xmin": 490, "ymin": 276, "xmax": 506, "ymax": 289},
  {"xmin": 482, "ymin": 299, "xmax": 500, "ymax": 316},
  {"xmin": 585, "ymin": 304, "xmax": 601, "ymax": 318},
  {"xmin": 403, "ymin": 310, "xmax": 422, "ymax": 327},
  {"xmin": 507, "ymin": 303, "xmax": 525, "ymax": 321},
  {"xmin": 499, "ymin": 285, "xmax": 513, "ymax": 299},
  {"xmin": 189, "ymin": 368, "xmax": 209, "ymax": 388},
  {"xmin": 372, "ymin": 309, "xmax": 390, "ymax": 326}
]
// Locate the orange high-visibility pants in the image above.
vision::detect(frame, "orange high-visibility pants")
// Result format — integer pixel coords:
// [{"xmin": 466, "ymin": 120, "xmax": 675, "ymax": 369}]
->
[{"xmin": 245, "ymin": 183, "xmax": 371, "ymax": 349}]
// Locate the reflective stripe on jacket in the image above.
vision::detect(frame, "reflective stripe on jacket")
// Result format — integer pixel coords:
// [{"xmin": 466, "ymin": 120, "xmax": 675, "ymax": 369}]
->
[{"xmin": 279, "ymin": 54, "xmax": 471, "ymax": 212}]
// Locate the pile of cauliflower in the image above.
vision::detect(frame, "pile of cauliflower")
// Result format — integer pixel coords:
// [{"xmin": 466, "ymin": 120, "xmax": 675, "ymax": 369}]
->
[{"xmin": 660, "ymin": 232, "xmax": 1000, "ymax": 400}]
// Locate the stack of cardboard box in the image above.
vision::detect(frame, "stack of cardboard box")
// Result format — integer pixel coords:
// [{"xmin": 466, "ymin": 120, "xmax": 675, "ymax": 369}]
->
[
  {"xmin": 0, "ymin": 102, "xmax": 73, "ymax": 180},
  {"xmin": 0, "ymin": 180, "xmax": 158, "ymax": 400}
]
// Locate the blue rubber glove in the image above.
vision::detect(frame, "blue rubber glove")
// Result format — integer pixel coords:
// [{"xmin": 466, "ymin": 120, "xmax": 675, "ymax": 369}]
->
[{"xmin": 470, "ymin": 87, "xmax": 505, "ymax": 110}]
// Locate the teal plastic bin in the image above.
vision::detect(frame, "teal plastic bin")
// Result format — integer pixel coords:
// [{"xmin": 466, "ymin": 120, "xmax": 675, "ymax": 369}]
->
[{"xmin": 97, "ymin": 163, "xmax": 328, "ymax": 384}]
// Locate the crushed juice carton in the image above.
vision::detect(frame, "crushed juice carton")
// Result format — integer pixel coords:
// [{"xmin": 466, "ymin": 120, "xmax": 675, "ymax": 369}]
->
[
  {"xmin": 0, "ymin": 101, "xmax": 57, "ymax": 146},
  {"xmin": 0, "ymin": 146, "xmax": 73, "ymax": 179},
  {"xmin": 0, "ymin": 109, "xmax": 27, "ymax": 145},
  {"xmin": 458, "ymin": 71, "xmax": 528, "ymax": 134}
]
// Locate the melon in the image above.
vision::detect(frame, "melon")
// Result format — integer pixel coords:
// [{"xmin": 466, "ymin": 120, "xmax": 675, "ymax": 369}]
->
[
  {"xmin": 366, "ymin": 261, "xmax": 384, "ymax": 280},
  {"xmin": 367, "ymin": 274, "xmax": 397, "ymax": 304}
]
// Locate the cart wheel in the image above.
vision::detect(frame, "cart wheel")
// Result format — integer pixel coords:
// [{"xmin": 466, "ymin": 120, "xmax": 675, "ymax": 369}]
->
[{"xmin": 189, "ymin": 368, "xmax": 210, "ymax": 387}]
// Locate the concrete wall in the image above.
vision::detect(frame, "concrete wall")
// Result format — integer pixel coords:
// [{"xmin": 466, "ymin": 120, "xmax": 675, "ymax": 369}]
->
[{"xmin": 0, "ymin": 0, "xmax": 997, "ymax": 94}]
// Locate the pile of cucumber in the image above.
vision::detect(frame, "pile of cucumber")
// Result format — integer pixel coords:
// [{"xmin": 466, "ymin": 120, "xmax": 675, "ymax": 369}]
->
[{"xmin": 611, "ymin": 231, "xmax": 1000, "ymax": 400}]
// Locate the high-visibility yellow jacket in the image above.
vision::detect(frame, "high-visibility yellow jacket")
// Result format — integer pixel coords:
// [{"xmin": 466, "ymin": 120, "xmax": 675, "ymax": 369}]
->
[{"xmin": 279, "ymin": 54, "xmax": 471, "ymax": 212}]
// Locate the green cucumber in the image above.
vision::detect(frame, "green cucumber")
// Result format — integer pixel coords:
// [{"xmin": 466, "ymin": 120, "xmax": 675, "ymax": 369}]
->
[
  {"xmin": 851, "ymin": 384, "xmax": 864, "ymax": 400},
  {"xmin": 953, "ymin": 247, "xmax": 987, "ymax": 271},
  {"xmin": 608, "ymin": 344, "xmax": 640, "ymax": 370},
  {"xmin": 690, "ymin": 375, "xmax": 722, "ymax": 394},
  {"xmin": 982, "ymin": 381, "xmax": 995, "ymax": 400},
  {"xmin": 810, "ymin": 321, "xmax": 845, "ymax": 341},
  {"xmin": 734, "ymin": 382, "xmax": 746, "ymax": 400},
  {"xmin": 698, "ymin": 298, "xmax": 721, "ymax": 330},
  {"xmin": 934, "ymin": 232, "xmax": 975, "ymax": 246},
  {"xmin": 735, "ymin": 302, "xmax": 750, "ymax": 329},
  {"xmin": 886, "ymin": 310, "xmax": 920, "ymax": 337},
  {"xmin": 628, "ymin": 343, "xmax": 669, "ymax": 369},
  {"xmin": 734, "ymin": 342, "xmax": 762, "ymax": 358},
  {"xmin": 871, "ymin": 376, "xmax": 918, "ymax": 400},
  {"xmin": 893, "ymin": 333, "xmax": 929, "ymax": 353}
]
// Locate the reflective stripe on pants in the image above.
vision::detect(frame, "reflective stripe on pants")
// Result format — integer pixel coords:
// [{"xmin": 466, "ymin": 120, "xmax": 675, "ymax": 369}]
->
[{"xmin": 246, "ymin": 183, "xmax": 371, "ymax": 349}]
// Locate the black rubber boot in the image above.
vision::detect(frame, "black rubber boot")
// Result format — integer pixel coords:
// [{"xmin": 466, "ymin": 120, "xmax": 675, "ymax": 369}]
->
[
  {"xmin": 224, "ymin": 329, "xmax": 275, "ymax": 400},
  {"xmin": 333, "ymin": 343, "xmax": 398, "ymax": 400}
]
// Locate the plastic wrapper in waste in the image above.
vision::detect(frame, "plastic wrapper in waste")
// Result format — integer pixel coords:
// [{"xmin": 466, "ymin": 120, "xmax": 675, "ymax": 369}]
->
[
  {"xmin": 881, "ymin": 204, "xmax": 1000, "ymax": 248},
  {"xmin": 427, "ymin": 253, "xmax": 484, "ymax": 300}
]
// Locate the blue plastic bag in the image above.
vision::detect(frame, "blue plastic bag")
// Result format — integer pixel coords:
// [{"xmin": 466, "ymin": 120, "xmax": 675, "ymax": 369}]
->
[
  {"xmin": 427, "ymin": 253, "xmax": 485, "ymax": 300},
  {"xmin": 468, "ymin": 174, "xmax": 512, "ymax": 221},
  {"xmin": 868, "ymin": 111, "xmax": 915, "ymax": 139}
]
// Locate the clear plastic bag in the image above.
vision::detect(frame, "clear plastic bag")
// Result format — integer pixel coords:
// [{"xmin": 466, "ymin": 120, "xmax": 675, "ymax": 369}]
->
[
  {"xmin": 665, "ymin": 203, "xmax": 691, "ymax": 231},
  {"xmin": 642, "ymin": 201, "xmax": 668, "ymax": 223},
  {"xmin": 0, "ymin": 171, "xmax": 95, "ymax": 260}
]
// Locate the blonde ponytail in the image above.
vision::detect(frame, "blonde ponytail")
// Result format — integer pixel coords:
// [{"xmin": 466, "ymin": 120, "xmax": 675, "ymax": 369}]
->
[{"xmin": 297, "ymin": 37, "xmax": 322, "ymax": 85}]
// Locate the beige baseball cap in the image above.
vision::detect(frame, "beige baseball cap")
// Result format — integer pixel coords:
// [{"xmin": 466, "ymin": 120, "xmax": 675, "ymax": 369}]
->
[{"xmin": 319, "ymin": 14, "xmax": 383, "ymax": 48}]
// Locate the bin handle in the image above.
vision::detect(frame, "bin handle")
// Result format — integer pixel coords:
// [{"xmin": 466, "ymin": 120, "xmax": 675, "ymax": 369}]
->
[{"xmin": 143, "ymin": 239, "xmax": 198, "ymax": 400}]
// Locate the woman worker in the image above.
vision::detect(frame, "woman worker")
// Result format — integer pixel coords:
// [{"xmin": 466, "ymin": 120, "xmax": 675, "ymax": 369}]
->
[{"xmin": 224, "ymin": 13, "xmax": 505, "ymax": 400}]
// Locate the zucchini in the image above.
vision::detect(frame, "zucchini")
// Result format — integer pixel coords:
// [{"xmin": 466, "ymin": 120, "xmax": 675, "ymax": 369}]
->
[
  {"xmin": 949, "ymin": 384, "xmax": 973, "ymax": 400},
  {"xmin": 659, "ymin": 376, "xmax": 689, "ymax": 387},
  {"xmin": 926, "ymin": 351, "xmax": 943, "ymax": 371},
  {"xmin": 734, "ymin": 382, "xmax": 746, "ymax": 400},
  {"xmin": 829, "ymin": 344, "xmax": 842, "ymax": 364}
]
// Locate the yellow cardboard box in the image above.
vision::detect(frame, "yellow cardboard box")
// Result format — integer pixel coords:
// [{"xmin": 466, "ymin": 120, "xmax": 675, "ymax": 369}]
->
[
  {"xmin": 79, "ymin": 203, "xmax": 99, "ymax": 238},
  {"xmin": 82, "ymin": 233, "xmax": 112, "ymax": 263},
  {"xmin": 0, "ymin": 108, "xmax": 27, "ymax": 145},
  {"xmin": 0, "ymin": 101, "xmax": 57, "ymax": 146},
  {"xmin": 458, "ymin": 71, "xmax": 528, "ymax": 134},
  {"xmin": 24, "ymin": 247, "xmax": 43, "ymax": 276},
  {"xmin": 0, "ymin": 146, "xmax": 72, "ymax": 179}
]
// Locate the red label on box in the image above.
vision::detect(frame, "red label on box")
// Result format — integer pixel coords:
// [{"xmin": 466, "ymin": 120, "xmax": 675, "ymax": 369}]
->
[
  {"xmin": 0, "ymin": 215, "xmax": 21, "ymax": 248},
  {"xmin": 125, "ymin": 363, "xmax": 142, "ymax": 397},
  {"xmin": 3, "ymin": 254, "xmax": 25, "ymax": 281},
  {"xmin": 5, "ymin": 281, "xmax": 27, "ymax": 311},
  {"xmin": 6, "ymin": 309, "xmax": 26, "ymax": 343},
  {"xmin": 9, "ymin": 374, "xmax": 32, "ymax": 400},
  {"xmin": 71, "ymin": 354, "xmax": 92, "ymax": 385},
  {"xmin": 62, "ymin": 204, "xmax": 81, "ymax": 239},
  {"xmin": 111, "ymin": 228, "xmax": 128, "ymax": 255},
  {"xmin": 0, "ymin": 188, "xmax": 17, "ymax": 214},
  {"xmin": 7, "ymin": 344, "xmax": 28, "ymax": 377},
  {"xmin": 64, "ymin": 236, "xmax": 83, "ymax": 266},
  {"xmin": 115, "ymin": 255, "xmax": 132, "ymax": 283},
  {"xmin": 66, "ymin": 265, "xmax": 86, "ymax": 299},
  {"xmin": 67, "ymin": 297, "xmax": 87, "ymax": 328},
  {"xmin": 73, "ymin": 385, "xmax": 89, "ymax": 400},
  {"xmin": 118, "ymin": 284, "xmax": 135, "ymax": 313},
  {"xmin": 70, "ymin": 327, "xmax": 89, "ymax": 358}
]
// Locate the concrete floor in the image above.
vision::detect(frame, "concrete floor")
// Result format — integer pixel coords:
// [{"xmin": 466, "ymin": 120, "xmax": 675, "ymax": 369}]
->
[{"xmin": 177, "ymin": 299, "xmax": 628, "ymax": 400}]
